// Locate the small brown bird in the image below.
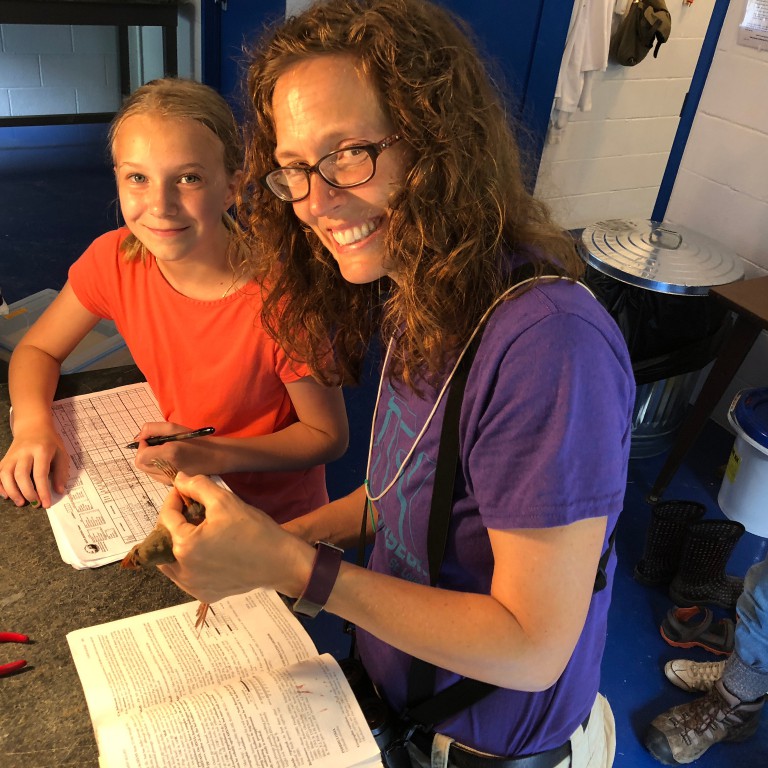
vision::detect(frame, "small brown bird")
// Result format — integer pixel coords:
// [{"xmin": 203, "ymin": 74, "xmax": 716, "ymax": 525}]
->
[{"xmin": 121, "ymin": 458, "xmax": 210, "ymax": 629}]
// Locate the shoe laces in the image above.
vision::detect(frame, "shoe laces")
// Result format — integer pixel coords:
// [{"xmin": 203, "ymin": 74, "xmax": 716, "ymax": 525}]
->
[
  {"xmin": 666, "ymin": 659, "xmax": 725, "ymax": 692},
  {"xmin": 671, "ymin": 684, "xmax": 753, "ymax": 737}
]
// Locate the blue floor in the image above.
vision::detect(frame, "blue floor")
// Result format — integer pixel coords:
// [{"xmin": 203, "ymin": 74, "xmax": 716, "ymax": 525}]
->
[
  {"xmin": 2, "ymin": 164, "xmax": 767, "ymax": 765},
  {"xmin": 605, "ymin": 423, "xmax": 768, "ymax": 765}
]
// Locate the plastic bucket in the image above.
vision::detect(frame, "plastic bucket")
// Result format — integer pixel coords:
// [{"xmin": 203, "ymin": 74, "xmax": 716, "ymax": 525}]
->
[{"xmin": 718, "ymin": 387, "xmax": 768, "ymax": 537}]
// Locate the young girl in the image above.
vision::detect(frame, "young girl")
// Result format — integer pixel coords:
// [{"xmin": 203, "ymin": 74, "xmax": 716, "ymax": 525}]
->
[
  {"xmin": 155, "ymin": 2, "xmax": 634, "ymax": 765},
  {"xmin": 0, "ymin": 78, "xmax": 348, "ymax": 522}
]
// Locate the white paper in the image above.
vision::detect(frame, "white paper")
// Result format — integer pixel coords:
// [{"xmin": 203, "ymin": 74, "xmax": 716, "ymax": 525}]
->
[
  {"xmin": 67, "ymin": 589, "xmax": 382, "ymax": 768},
  {"xmin": 43, "ymin": 382, "xmax": 168, "ymax": 567},
  {"xmin": 739, "ymin": 0, "xmax": 768, "ymax": 49},
  {"xmin": 44, "ymin": 382, "xmax": 227, "ymax": 570}
]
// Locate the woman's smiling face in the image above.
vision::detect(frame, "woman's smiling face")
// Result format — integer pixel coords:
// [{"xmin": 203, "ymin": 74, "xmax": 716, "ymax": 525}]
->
[{"xmin": 271, "ymin": 54, "xmax": 408, "ymax": 284}]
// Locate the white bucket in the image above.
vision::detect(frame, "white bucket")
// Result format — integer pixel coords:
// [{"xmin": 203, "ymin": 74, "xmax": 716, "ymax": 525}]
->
[{"xmin": 718, "ymin": 388, "xmax": 768, "ymax": 538}]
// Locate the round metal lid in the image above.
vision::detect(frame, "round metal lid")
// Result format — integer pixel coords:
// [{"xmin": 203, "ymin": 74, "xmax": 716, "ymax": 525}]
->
[{"xmin": 579, "ymin": 219, "xmax": 744, "ymax": 295}]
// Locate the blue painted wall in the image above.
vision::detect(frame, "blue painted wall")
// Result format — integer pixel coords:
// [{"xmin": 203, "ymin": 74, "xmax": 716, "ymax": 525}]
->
[
  {"xmin": 0, "ymin": 124, "xmax": 111, "ymax": 173},
  {"xmin": 0, "ymin": 1, "xmax": 568, "ymax": 176}
]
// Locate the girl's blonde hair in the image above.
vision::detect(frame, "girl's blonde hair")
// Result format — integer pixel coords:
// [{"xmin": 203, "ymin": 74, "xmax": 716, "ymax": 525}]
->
[{"xmin": 110, "ymin": 77, "xmax": 244, "ymax": 262}]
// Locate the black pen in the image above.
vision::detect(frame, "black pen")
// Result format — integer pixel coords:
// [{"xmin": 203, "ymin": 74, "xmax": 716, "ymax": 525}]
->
[{"xmin": 125, "ymin": 427, "xmax": 215, "ymax": 450}]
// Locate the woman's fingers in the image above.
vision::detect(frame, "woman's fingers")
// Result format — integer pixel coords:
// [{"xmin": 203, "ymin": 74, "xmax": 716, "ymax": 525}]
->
[
  {"xmin": 172, "ymin": 471, "xmax": 230, "ymax": 513},
  {"xmin": 157, "ymin": 485, "xmax": 199, "ymax": 538}
]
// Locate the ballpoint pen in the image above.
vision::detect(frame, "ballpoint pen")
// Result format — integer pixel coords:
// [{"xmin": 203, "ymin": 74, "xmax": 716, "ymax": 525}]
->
[{"xmin": 125, "ymin": 426, "xmax": 215, "ymax": 450}]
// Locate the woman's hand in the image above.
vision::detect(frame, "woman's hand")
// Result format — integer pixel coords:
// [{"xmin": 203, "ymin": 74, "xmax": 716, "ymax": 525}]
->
[
  {"xmin": 156, "ymin": 472, "xmax": 313, "ymax": 604},
  {"xmin": 0, "ymin": 425, "xmax": 69, "ymax": 508}
]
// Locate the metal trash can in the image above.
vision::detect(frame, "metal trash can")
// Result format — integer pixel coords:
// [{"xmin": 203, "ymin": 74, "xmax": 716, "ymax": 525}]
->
[{"xmin": 578, "ymin": 219, "xmax": 744, "ymax": 458}]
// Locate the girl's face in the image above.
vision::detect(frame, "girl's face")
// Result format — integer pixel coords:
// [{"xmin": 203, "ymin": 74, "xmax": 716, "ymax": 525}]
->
[
  {"xmin": 113, "ymin": 113, "xmax": 240, "ymax": 265},
  {"xmin": 271, "ymin": 55, "xmax": 408, "ymax": 284}
]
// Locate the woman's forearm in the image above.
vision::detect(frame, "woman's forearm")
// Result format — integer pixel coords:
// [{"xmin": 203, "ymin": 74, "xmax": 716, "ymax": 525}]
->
[{"xmin": 282, "ymin": 484, "xmax": 373, "ymax": 547}]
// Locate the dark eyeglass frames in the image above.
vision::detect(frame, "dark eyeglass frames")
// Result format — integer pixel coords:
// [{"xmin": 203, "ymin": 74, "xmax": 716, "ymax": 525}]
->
[{"xmin": 260, "ymin": 134, "xmax": 402, "ymax": 203}]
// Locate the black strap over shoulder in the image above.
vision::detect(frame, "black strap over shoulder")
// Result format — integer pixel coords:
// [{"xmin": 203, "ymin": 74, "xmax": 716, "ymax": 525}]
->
[
  {"xmin": 406, "ymin": 315, "xmax": 490, "ymax": 713},
  {"xmin": 424, "ymin": 328, "xmax": 486, "ymax": 587},
  {"xmin": 423, "ymin": 260, "xmax": 539, "ymax": 588},
  {"xmin": 355, "ymin": 267, "xmax": 617, "ymax": 733},
  {"xmin": 404, "ymin": 278, "xmax": 617, "ymax": 730}
]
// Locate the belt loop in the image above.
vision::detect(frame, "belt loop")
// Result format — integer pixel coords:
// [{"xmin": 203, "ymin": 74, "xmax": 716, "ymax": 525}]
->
[{"xmin": 431, "ymin": 732, "xmax": 454, "ymax": 768}]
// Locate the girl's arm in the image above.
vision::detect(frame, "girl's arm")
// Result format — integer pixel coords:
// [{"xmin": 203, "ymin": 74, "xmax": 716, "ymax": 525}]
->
[
  {"xmin": 133, "ymin": 376, "xmax": 349, "ymax": 477},
  {"xmin": 158, "ymin": 473, "xmax": 606, "ymax": 692},
  {"xmin": 0, "ymin": 283, "xmax": 100, "ymax": 507}
]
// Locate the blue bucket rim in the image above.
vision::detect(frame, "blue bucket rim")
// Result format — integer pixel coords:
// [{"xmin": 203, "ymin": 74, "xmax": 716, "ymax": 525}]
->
[{"xmin": 729, "ymin": 387, "xmax": 768, "ymax": 451}]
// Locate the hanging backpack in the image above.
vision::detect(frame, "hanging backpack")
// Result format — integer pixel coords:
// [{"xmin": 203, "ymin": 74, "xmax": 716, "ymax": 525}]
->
[{"xmin": 610, "ymin": 0, "xmax": 672, "ymax": 66}]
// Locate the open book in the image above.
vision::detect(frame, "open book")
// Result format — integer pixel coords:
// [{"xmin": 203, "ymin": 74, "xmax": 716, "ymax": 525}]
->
[{"xmin": 67, "ymin": 588, "xmax": 383, "ymax": 768}]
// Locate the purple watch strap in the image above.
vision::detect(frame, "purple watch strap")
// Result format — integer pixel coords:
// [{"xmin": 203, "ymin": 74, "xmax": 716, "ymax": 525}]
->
[{"xmin": 292, "ymin": 541, "xmax": 344, "ymax": 618}]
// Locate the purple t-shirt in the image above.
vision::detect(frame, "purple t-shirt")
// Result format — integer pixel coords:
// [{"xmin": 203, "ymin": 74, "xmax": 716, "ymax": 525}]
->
[{"xmin": 356, "ymin": 279, "xmax": 634, "ymax": 756}]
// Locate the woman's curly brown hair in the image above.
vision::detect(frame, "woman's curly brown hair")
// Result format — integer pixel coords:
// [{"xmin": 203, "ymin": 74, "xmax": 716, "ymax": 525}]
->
[{"xmin": 238, "ymin": 0, "xmax": 582, "ymax": 388}]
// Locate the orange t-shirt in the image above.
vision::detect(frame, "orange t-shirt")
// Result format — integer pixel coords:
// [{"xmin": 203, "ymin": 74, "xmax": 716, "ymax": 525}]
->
[{"xmin": 68, "ymin": 228, "xmax": 328, "ymax": 522}]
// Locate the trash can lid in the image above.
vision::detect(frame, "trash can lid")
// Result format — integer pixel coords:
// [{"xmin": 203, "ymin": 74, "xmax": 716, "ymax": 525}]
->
[
  {"xmin": 732, "ymin": 387, "xmax": 768, "ymax": 450},
  {"xmin": 579, "ymin": 219, "xmax": 744, "ymax": 295}
]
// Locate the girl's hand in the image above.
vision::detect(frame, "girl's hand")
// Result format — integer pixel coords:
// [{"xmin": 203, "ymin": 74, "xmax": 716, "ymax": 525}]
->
[
  {"xmin": 133, "ymin": 421, "xmax": 199, "ymax": 482},
  {"xmin": 0, "ymin": 427, "xmax": 69, "ymax": 508},
  {"xmin": 156, "ymin": 472, "xmax": 311, "ymax": 604}
]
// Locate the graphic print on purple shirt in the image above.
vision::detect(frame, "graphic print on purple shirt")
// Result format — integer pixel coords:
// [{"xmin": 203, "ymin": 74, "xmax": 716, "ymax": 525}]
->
[{"xmin": 370, "ymin": 380, "xmax": 438, "ymax": 584}]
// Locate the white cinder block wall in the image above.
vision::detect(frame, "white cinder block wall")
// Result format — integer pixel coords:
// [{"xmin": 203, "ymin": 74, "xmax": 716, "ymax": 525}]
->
[
  {"xmin": 0, "ymin": 24, "xmax": 122, "ymax": 117},
  {"xmin": 535, "ymin": 0, "xmax": 767, "ymax": 432},
  {"xmin": 0, "ymin": 12, "xmax": 197, "ymax": 119},
  {"xmin": 665, "ymin": 0, "xmax": 768, "ymax": 429},
  {"xmin": 534, "ymin": 0, "xmax": 716, "ymax": 228}
]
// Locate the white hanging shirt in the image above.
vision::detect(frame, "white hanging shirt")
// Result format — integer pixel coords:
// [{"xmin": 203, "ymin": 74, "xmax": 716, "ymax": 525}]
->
[{"xmin": 549, "ymin": 0, "xmax": 621, "ymax": 142}]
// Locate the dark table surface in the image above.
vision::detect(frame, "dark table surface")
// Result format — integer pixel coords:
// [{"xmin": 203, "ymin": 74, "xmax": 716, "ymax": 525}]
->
[
  {"xmin": 0, "ymin": 364, "xmax": 350, "ymax": 768},
  {"xmin": 0, "ymin": 365, "xmax": 192, "ymax": 768}
]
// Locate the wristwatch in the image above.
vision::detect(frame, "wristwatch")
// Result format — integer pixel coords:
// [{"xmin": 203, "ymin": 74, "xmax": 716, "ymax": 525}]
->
[{"xmin": 292, "ymin": 541, "xmax": 344, "ymax": 618}]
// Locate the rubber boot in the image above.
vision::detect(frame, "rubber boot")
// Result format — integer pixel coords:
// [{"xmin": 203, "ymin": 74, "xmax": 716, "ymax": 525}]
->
[
  {"xmin": 634, "ymin": 500, "xmax": 706, "ymax": 586},
  {"xmin": 669, "ymin": 520, "xmax": 745, "ymax": 610}
]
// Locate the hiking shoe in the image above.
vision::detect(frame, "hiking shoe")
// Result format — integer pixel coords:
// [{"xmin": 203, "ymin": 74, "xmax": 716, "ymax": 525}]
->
[
  {"xmin": 665, "ymin": 659, "xmax": 725, "ymax": 693},
  {"xmin": 644, "ymin": 679, "xmax": 765, "ymax": 764}
]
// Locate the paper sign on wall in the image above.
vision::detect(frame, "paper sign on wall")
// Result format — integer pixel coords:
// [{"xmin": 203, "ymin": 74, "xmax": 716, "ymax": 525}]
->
[{"xmin": 739, "ymin": 0, "xmax": 768, "ymax": 50}]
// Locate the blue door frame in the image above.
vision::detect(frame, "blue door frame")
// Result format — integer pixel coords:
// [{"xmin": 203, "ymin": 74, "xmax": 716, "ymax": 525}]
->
[{"xmin": 652, "ymin": 0, "xmax": 730, "ymax": 222}]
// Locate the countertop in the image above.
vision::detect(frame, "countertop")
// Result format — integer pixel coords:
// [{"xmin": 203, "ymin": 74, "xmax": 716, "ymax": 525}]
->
[
  {"xmin": 0, "ymin": 364, "xmax": 350, "ymax": 768},
  {"xmin": 0, "ymin": 366, "xmax": 192, "ymax": 768}
]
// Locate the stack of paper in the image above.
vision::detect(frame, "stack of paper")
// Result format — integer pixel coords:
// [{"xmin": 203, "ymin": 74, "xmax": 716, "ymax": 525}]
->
[{"xmin": 44, "ymin": 382, "xmax": 175, "ymax": 569}]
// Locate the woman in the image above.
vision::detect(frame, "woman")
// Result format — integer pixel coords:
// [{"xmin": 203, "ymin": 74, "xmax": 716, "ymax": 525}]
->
[{"xmin": 157, "ymin": 2, "xmax": 634, "ymax": 765}]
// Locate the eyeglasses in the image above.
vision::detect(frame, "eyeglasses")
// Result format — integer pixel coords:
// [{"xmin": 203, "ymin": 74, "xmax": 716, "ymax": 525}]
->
[{"xmin": 260, "ymin": 134, "xmax": 402, "ymax": 202}]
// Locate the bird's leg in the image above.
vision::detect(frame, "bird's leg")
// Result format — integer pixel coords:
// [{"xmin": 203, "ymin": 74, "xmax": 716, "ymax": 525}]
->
[{"xmin": 121, "ymin": 459, "xmax": 211, "ymax": 630}]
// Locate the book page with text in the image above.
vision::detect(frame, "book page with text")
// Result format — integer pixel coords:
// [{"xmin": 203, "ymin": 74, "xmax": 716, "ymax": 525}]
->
[
  {"xmin": 67, "ymin": 589, "xmax": 319, "ymax": 730},
  {"xmin": 96, "ymin": 653, "xmax": 381, "ymax": 768}
]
